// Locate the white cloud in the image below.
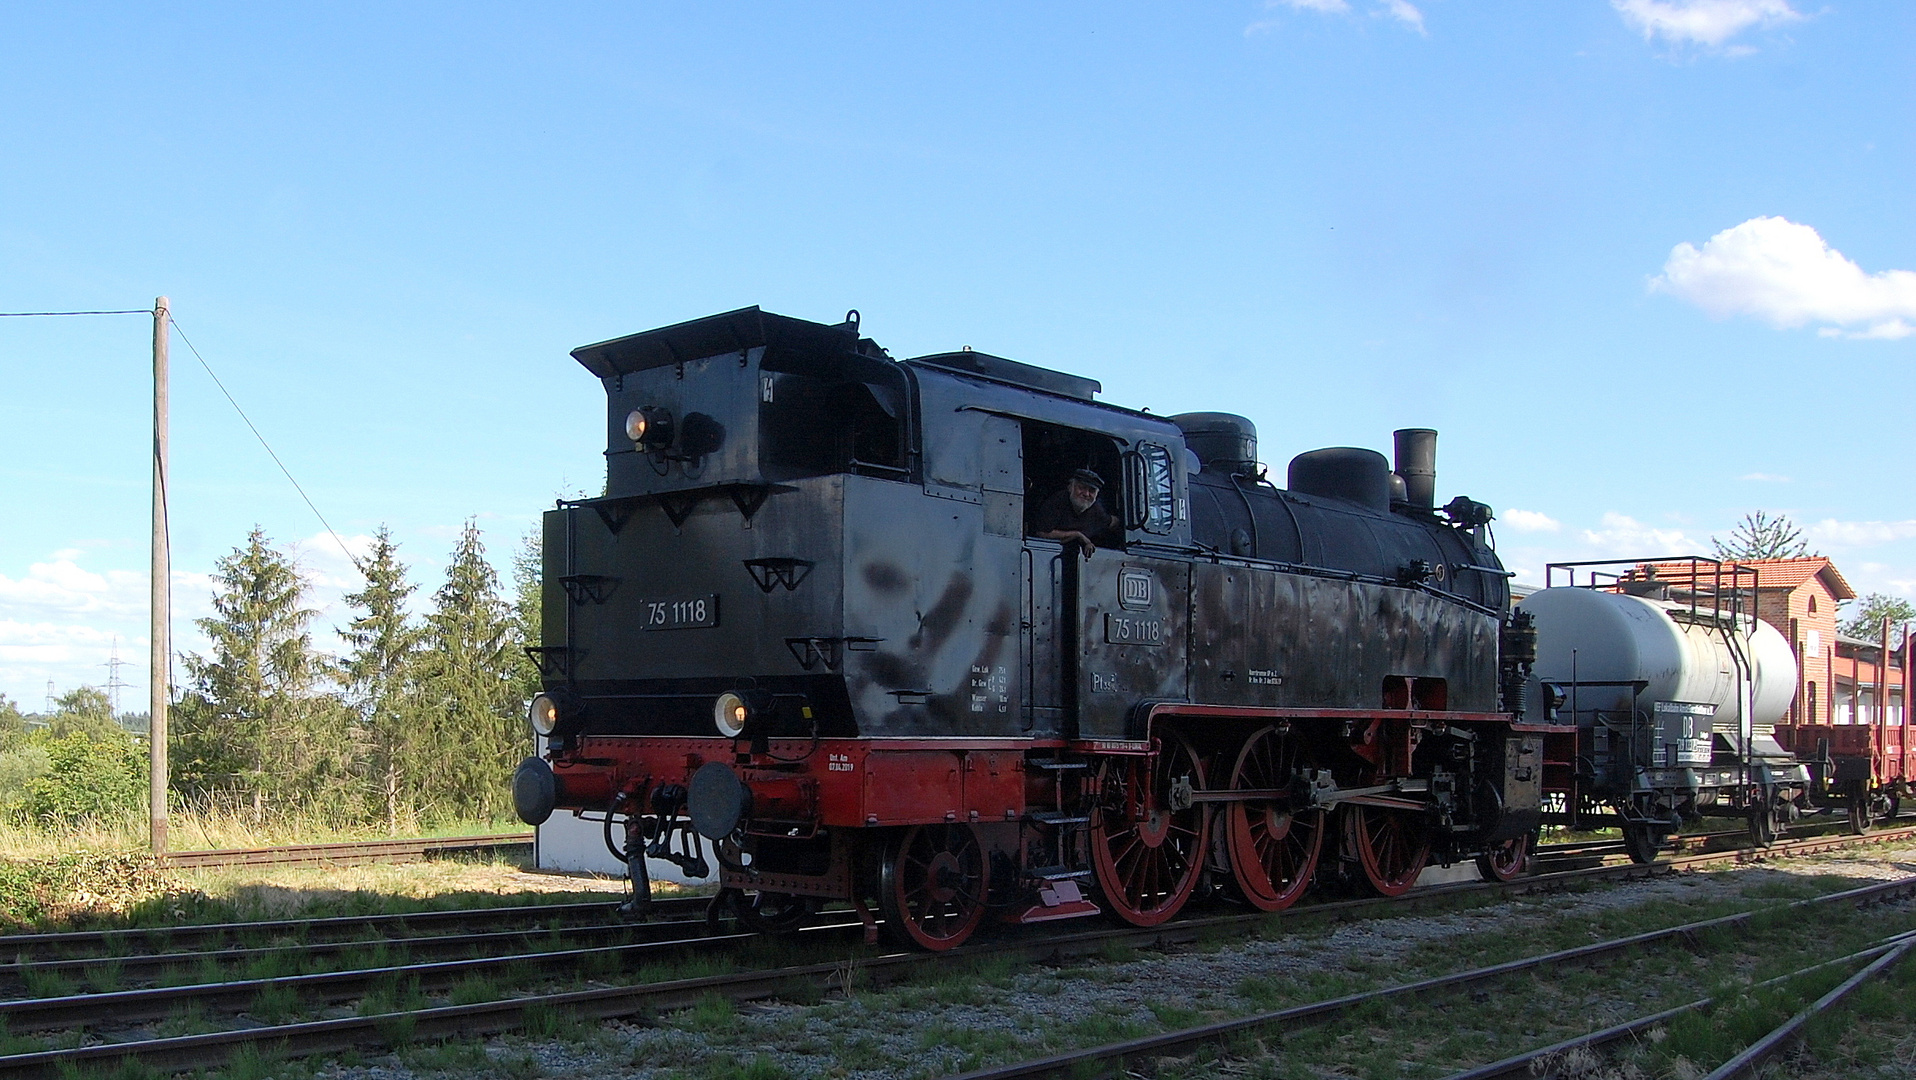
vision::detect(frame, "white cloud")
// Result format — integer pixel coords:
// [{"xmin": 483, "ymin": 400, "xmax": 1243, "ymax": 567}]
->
[
  {"xmin": 1740, "ymin": 472, "xmax": 1792, "ymax": 482},
  {"xmin": 1579, "ymin": 511, "xmax": 1699, "ymax": 555},
  {"xmin": 1248, "ymin": 0, "xmax": 1425, "ymax": 35},
  {"xmin": 292, "ymin": 531, "xmax": 381, "ymax": 591},
  {"xmin": 1501, "ymin": 508, "xmax": 1562, "ymax": 533},
  {"xmin": 1381, "ymin": 0, "xmax": 1426, "ymax": 34},
  {"xmin": 0, "ymin": 551, "xmax": 219, "ymax": 711},
  {"xmin": 1652, "ymin": 217, "xmax": 1916, "ymax": 340},
  {"xmin": 1612, "ymin": 0, "xmax": 1802, "ymax": 49},
  {"xmin": 0, "ymin": 559, "xmax": 148, "ymax": 619},
  {"xmin": 1804, "ymin": 519, "xmax": 1916, "ymax": 548}
]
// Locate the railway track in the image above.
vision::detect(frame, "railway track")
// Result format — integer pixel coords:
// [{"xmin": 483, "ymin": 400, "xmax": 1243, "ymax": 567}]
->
[
  {"xmin": 1441, "ymin": 935, "xmax": 1916, "ymax": 1080},
  {"xmin": 3, "ymin": 823, "xmax": 1912, "ymax": 1079},
  {"xmin": 941, "ymin": 874, "xmax": 1916, "ymax": 1080},
  {"xmin": 1532, "ymin": 812, "xmax": 1893, "ymax": 867},
  {"xmin": 158, "ymin": 832, "xmax": 534, "ymax": 870},
  {"xmin": 0, "ymin": 895, "xmax": 702, "ymax": 962}
]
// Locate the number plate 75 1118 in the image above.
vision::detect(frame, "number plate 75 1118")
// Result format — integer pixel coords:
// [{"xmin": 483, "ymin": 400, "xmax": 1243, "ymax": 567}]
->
[{"xmin": 639, "ymin": 594, "xmax": 719, "ymax": 630}]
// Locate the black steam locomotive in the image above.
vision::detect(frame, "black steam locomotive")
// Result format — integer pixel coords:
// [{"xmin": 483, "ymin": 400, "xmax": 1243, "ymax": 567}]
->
[{"xmin": 514, "ymin": 306, "xmax": 1544, "ymax": 949}]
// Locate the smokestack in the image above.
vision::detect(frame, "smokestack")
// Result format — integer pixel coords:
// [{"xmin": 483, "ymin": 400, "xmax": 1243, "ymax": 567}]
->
[{"xmin": 1393, "ymin": 428, "xmax": 1437, "ymax": 510}]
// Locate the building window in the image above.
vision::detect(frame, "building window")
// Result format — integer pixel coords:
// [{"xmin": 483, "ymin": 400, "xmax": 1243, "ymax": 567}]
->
[
  {"xmin": 1809, "ymin": 595, "xmax": 1818, "ymax": 614},
  {"xmin": 1808, "ymin": 682, "xmax": 1818, "ymax": 723}
]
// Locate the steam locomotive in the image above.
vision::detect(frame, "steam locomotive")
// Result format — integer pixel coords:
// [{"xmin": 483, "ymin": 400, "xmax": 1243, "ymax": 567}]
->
[{"xmin": 513, "ymin": 306, "xmax": 1551, "ymax": 949}]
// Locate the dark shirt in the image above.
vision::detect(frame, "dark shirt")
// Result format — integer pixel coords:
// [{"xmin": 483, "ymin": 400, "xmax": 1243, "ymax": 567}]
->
[{"xmin": 1032, "ymin": 489, "xmax": 1117, "ymax": 545}]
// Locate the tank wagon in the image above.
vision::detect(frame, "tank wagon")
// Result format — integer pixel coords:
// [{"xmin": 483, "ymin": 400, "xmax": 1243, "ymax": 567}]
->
[
  {"xmin": 1517, "ymin": 559, "xmax": 1809, "ymax": 861},
  {"xmin": 513, "ymin": 306, "xmax": 1546, "ymax": 949}
]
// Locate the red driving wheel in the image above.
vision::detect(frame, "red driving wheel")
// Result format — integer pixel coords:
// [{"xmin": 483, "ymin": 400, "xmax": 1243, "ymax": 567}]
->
[
  {"xmin": 1346, "ymin": 802, "xmax": 1431, "ymax": 897},
  {"xmin": 1225, "ymin": 725, "xmax": 1322, "ymax": 911},
  {"xmin": 1090, "ymin": 732, "xmax": 1210, "ymax": 926}
]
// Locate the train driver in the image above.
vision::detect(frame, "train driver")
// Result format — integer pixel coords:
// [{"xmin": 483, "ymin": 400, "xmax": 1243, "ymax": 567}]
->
[{"xmin": 1032, "ymin": 468, "xmax": 1118, "ymax": 558}]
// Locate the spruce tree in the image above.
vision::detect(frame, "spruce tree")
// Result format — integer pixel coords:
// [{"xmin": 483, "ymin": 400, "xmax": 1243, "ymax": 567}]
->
[
  {"xmin": 413, "ymin": 521, "xmax": 521, "ymax": 821},
  {"xmin": 339, "ymin": 527, "xmax": 421, "ymax": 831},
  {"xmin": 510, "ymin": 525, "xmax": 544, "ymax": 703},
  {"xmin": 175, "ymin": 528, "xmax": 354, "ymax": 819}
]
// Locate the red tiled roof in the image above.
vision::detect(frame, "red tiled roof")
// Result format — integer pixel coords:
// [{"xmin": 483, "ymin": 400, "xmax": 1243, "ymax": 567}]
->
[{"xmin": 1624, "ymin": 557, "xmax": 1856, "ymax": 600}]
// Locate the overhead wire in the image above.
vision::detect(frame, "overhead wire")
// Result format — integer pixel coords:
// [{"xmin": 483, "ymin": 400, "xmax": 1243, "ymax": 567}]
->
[
  {"xmin": 0, "ymin": 309, "xmax": 153, "ymax": 316},
  {"xmin": 165, "ymin": 316, "xmax": 366, "ymax": 575}
]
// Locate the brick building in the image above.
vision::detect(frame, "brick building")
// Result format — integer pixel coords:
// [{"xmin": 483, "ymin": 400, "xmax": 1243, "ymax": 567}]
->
[{"xmin": 1738, "ymin": 558, "xmax": 1856, "ymax": 726}]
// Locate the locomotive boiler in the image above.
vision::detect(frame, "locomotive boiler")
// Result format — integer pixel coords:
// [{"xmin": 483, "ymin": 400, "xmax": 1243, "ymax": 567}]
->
[
  {"xmin": 1519, "ymin": 560, "xmax": 1809, "ymax": 861},
  {"xmin": 513, "ymin": 306, "xmax": 1545, "ymax": 949}
]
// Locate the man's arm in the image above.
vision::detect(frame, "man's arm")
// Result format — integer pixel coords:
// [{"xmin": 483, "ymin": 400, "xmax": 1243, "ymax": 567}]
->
[{"xmin": 1036, "ymin": 527, "xmax": 1096, "ymax": 556}]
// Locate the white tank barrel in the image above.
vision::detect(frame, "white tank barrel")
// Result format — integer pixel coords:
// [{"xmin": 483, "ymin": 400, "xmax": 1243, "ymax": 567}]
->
[{"xmin": 1517, "ymin": 586, "xmax": 1797, "ymax": 741}]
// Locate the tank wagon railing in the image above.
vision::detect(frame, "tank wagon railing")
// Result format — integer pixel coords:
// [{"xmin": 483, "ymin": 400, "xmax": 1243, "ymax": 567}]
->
[{"xmin": 1544, "ymin": 555, "xmax": 1759, "ymax": 627}]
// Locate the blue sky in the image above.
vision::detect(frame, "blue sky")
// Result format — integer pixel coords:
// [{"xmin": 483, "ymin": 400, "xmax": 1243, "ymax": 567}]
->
[{"xmin": 2, "ymin": 1, "xmax": 1911, "ymax": 710}]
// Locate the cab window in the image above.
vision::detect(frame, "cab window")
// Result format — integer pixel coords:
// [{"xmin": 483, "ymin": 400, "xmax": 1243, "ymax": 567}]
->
[{"xmin": 1127, "ymin": 442, "xmax": 1177, "ymax": 534}]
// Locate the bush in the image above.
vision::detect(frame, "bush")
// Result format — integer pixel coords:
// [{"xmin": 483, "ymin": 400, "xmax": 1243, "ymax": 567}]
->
[
  {"xmin": 21, "ymin": 733, "xmax": 147, "ymax": 826},
  {"xmin": 0, "ymin": 851, "xmax": 181, "ymax": 929},
  {"xmin": 0, "ymin": 748, "xmax": 52, "ymax": 809}
]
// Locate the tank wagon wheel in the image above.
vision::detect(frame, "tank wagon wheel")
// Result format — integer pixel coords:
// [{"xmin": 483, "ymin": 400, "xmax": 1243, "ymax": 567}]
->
[
  {"xmin": 877, "ymin": 823, "xmax": 991, "ymax": 951},
  {"xmin": 1749, "ymin": 805, "xmax": 1777, "ymax": 847},
  {"xmin": 1224, "ymin": 726, "xmax": 1323, "ymax": 911},
  {"xmin": 1345, "ymin": 804, "xmax": 1431, "ymax": 897},
  {"xmin": 1090, "ymin": 732, "xmax": 1211, "ymax": 926},
  {"xmin": 1474, "ymin": 831, "xmax": 1534, "ymax": 883},
  {"xmin": 1621, "ymin": 824, "xmax": 1662, "ymax": 864}
]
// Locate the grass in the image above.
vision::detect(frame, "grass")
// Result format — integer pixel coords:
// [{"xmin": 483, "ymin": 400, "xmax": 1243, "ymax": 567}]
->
[
  {"xmin": 0, "ymin": 802, "xmax": 529, "ymax": 861},
  {"xmin": 0, "ymin": 847, "xmax": 639, "ymax": 938},
  {"xmin": 247, "ymin": 981, "xmax": 301, "ymax": 1025},
  {"xmin": 154, "ymin": 1000, "xmax": 216, "ymax": 1039}
]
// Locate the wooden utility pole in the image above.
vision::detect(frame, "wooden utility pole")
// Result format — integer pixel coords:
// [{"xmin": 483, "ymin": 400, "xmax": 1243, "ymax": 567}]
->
[{"xmin": 150, "ymin": 297, "xmax": 170, "ymax": 855}]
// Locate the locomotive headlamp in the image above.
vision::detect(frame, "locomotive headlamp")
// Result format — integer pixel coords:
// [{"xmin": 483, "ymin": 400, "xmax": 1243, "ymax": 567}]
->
[
  {"xmin": 527, "ymin": 687, "xmax": 585, "ymax": 739},
  {"xmin": 624, "ymin": 406, "xmax": 674, "ymax": 452},
  {"xmin": 528, "ymin": 693, "xmax": 561, "ymax": 737},
  {"xmin": 714, "ymin": 691, "xmax": 750, "ymax": 738}
]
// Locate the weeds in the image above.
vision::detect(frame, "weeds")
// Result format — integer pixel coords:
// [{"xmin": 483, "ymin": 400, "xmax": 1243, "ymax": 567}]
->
[
  {"xmin": 401, "ymin": 1038, "xmax": 490, "ymax": 1074},
  {"xmin": 247, "ymin": 982, "xmax": 300, "ymax": 1025},
  {"xmin": 680, "ymin": 993, "xmax": 736, "ymax": 1034}
]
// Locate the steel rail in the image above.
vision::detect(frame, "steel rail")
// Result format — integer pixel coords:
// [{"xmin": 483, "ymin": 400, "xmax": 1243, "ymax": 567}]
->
[
  {"xmin": 0, "ymin": 917, "xmax": 868, "ymax": 1030},
  {"xmin": 0, "ymin": 896, "xmax": 704, "ymax": 961},
  {"xmin": 5, "ymin": 823, "xmax": 1913, "ymax": 1078},
  {"xmin": 1534, "ymin": 816, "xmax": 1883, "ymax": 864},
  {"xmin": 160, "ymin": 833, "xmax": 534, "ymax": 870},
  {"xmin": 935, "ymin": 873, "xmax": 1916, "ymax": 1080},
  {"xmin": 0, "ymin": 912, "xmax": 723, "ymax": 990}
]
